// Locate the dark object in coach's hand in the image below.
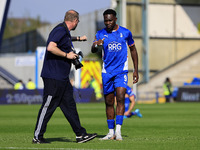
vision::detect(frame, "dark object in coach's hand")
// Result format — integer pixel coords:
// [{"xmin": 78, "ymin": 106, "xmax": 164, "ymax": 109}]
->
[
  {"xmin": 97, "ymin": 45, "xmax": 103, "ymax": 51},
  {"xmin": 72, "ymin": 50, "xmax": 84, "ymax": 70},
  {"xmin": 92, "ymin": 44, "xmax": 103, "ymax": 53}
]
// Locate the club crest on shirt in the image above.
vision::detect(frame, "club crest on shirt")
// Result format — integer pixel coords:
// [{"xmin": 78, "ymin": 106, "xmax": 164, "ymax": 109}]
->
[
  {"xmin": 120, "ymin": 33, "xmax": 123, "ymax": 38},
  {"xmin": 108, "ymin": 41, "xmax": 122, "ymax": 52}
]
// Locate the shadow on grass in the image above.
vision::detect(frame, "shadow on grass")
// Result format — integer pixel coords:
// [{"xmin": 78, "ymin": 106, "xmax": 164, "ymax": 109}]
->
[
  {"xmin": 45, "ymin": 134, "xmax": 126, "ymax": 143},
  {"xmin": 46, "ymin": 137, "xmax": 74, "ymax": 143},
  {"xmin": 97, "ymin": 135, "xmax": 128, "ymax": 138}
]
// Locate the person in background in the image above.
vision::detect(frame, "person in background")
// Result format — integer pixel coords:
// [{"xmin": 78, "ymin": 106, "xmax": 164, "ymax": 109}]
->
[
  {"xmin": 14, "ymin": 79, "xmax": 25, "ymax": 90},
  {"xmin": 163, "ymin": 77, "xmax": 173, "ymax": 103},
  {"xmin": 91, "ymin": 9, "xmax": 139, "ymax": 141},
  {"xmin": 122, "ymin": 85, "xmax": 142, "ymax": 119},
  {"xmin": 26, "ymin": 78, "xmax": 36, "ymax": 90},
  {"xmin": 88, "ymin": 76, "xmax": 103, "ymax": 101},
  {"xmin": 115, "ymin": 85, "xmax": 142, "ymax": 119}
]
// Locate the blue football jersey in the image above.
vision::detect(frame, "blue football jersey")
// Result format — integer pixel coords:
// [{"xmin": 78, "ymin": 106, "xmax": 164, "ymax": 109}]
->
[
  {"xmin": 95, "ymin": 25, "xmax": 135, "ymax": 73},
  {"xmin": 126, "ymin": 86, "xmax": 135, "ymax": 98},
  {"xmin": 125, "ymin": 86, "xmax": 136, "ymax": 112}
]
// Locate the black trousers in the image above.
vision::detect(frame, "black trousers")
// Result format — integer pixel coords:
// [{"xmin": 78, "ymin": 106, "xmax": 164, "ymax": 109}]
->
[{"xmin": 34, "ymin": 78, "xmax": 86, "ymax": 139}]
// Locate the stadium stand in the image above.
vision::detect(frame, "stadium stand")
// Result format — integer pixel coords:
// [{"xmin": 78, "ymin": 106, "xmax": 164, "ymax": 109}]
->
[
  {"xmin": 138, "ymin": 49, "xmax": 200, "ymax": 102},
  {"xmin": 184, "ymin": 77, "xmax": 200, "ymax": 86},
  {"xmin": 0, "ymin": 66, "xmax": 18, "ymax": 89}
]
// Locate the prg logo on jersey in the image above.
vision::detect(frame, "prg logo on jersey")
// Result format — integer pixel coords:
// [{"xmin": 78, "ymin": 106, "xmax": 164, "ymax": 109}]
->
[{"xmin": 108, "ymin": 41, "xmax": 122, "ymax": 52}]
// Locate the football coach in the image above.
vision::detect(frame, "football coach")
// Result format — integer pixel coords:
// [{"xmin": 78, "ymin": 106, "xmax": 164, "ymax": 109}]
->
[{"xmin": 32, "ymin": 10, "xmax": 97, "ymax": 144}]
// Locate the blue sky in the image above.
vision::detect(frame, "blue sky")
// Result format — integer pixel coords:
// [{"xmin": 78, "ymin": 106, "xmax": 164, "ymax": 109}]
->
[{"xmin": 8, "ymin": 0, "xmax": 110, "ymax": 24}]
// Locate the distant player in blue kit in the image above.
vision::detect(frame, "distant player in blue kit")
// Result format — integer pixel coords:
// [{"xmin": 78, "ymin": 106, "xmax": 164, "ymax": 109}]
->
[
  {"xmin": 123, "ymin": 86, "xmax": 142, "ymax": 119},
  {"xmin": 115, "ymin": 85, "xmax": 142, "ymax": 118},
  {"xmin": 91, "ymin": 9, "xmax": 139, "ymax": 140}
]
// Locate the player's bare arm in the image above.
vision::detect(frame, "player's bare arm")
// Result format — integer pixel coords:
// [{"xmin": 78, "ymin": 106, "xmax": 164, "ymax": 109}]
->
[
  {"xmin": 124, "ymin": 95, "xmax": 135, "ymax": 116},
  {"xmin": 130, "ymin": 45, "xmax": 139, "ymax": 84}
]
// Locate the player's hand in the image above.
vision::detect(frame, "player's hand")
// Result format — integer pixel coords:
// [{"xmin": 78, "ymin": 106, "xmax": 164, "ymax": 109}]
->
[
  {"xmin": 124, "ymin": 112, "xmax": 129, "ymax": 116},
  {"xmin": 93, "ymin": 38, "xmax": 105, "ymax": 46},
  {"xmin": 97, "ymin": 38, "xmax": 105, "ymax": 45},
  {"xmin": 92, "ymin": 38, "xmax": 105, "ymax": 53},
  {"xmin": 133, "ymin": 71, "xmax": 139, "ymax": 84}
]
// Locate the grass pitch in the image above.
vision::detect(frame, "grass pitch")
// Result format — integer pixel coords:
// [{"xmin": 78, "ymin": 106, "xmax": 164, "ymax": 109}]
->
[{"xmin": 0, "ymin": 102, "xmax": 200, "ymax": 150}]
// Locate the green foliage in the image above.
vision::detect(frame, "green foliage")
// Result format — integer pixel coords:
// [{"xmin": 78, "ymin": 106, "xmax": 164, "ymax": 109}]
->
[
  {"xmin": 3, "ymin": 17, "xmax": 49, "ymax": 39},
  {"xmin": 0, "ymin": 102, "xmax": 200, "ymax": 150}
]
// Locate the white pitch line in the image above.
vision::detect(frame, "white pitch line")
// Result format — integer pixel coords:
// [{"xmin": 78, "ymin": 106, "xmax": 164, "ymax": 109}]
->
[
  {"xmin": 1, "ymin": 148, "xmax": 87, "ymax": 150},
  {"xmin": 0, "ymin": 147, "xmax": 118, "ymax": 150},
  {"xmin": 0, "ymin": 148, "xmax": 86, "ymax": 150}
]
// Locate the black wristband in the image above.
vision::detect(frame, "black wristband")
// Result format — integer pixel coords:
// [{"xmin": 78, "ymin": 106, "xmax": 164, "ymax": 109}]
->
[
  {"xmin": 78, "ymin": 36, "xmax": 80, "ymax": 41},
  {"xmin": 64, "ymin": 53, "xmax": 67, "ymax": 58}
]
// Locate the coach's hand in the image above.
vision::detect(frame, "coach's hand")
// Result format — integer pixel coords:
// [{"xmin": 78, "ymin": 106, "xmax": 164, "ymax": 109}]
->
[{"xmin": 65, "ymin": 52, "xmax": 78, "ymax": 60}]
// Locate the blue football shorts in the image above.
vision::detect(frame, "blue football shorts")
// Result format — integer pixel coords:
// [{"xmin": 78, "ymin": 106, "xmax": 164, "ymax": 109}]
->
[{"xmin": 102, "ymin": 72, "xmax": 128, "ymax": 95}]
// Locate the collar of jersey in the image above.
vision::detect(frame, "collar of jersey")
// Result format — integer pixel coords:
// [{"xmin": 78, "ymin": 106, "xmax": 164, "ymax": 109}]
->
[{"xmin": 112, "ymin": 24, "xmax": 119, "ymax": 32}]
